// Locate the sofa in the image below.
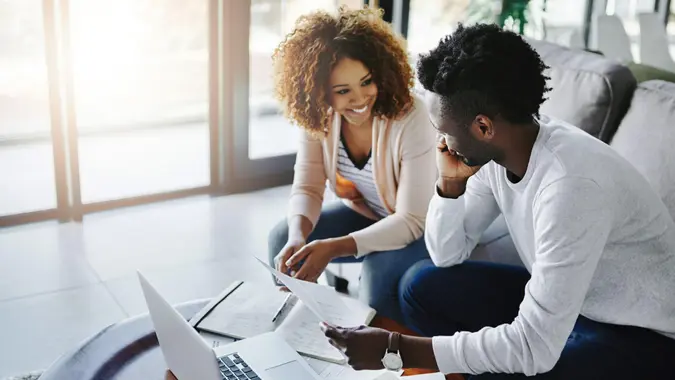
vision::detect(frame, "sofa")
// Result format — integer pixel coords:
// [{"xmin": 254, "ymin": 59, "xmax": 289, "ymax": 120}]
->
[{"xmin": 472, "ymin": 39, "xmax": 675, "ymax": 266}]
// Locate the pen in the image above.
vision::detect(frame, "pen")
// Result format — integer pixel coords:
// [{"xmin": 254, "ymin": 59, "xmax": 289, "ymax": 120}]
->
[{"xmin": 272, "ymin": 293, "xmax": 294, "ymax": 322}]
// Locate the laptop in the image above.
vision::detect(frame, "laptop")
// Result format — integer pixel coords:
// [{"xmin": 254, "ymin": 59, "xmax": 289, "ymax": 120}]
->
[{"xmin": 138, "ymin": 272, "xmax": 323, "ymax": 380}]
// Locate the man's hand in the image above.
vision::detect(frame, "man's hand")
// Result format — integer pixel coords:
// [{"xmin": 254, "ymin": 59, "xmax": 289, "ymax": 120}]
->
[
  {"xmin": 436, "ymin": 135, "xmax": 482, "ymax": 180},
  {"xmin": 436, "ymin": 135, "xmax": 482, "ymax": 198},
  {"xmin": 321, "ymin": 324, "xmax": 390, "ymax": 370}
]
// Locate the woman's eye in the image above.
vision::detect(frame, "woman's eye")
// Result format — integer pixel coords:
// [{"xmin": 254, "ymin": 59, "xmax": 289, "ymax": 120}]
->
[
  {"xmin": 361, "ymin": 78, "xmax": 373, "ymax": 86},
  {"xmin": 336, "ymin": 89, "xmax": 349, "ymax": 95}
]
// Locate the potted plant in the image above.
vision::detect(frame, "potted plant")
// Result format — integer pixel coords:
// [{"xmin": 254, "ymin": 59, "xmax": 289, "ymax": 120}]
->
[{"xmin": 467, "ymin": 0, "xmax": 548, "ymax": 36}]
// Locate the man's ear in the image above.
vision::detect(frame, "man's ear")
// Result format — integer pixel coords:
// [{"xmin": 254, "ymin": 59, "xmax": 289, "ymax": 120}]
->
[{"xmin": 470, "ymin": 114, "xmax": 495, "ymax": 141}]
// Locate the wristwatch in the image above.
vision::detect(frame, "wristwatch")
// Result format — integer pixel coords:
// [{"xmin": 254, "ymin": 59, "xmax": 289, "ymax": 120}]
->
[{"xmin": 381, "ymin": 332, "xmax": 403, "ymax": 371}]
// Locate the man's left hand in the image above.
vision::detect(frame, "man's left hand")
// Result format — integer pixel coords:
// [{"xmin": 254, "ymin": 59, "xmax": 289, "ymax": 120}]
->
[{"xmin": 321, "ymin": 323, "xmax": 390, "ymax": 370}]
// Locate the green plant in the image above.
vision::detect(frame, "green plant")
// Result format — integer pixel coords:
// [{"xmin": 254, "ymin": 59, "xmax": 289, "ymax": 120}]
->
[{"xmin": 467, "ymin": 0, "xmax": 548, "ymax": 36}]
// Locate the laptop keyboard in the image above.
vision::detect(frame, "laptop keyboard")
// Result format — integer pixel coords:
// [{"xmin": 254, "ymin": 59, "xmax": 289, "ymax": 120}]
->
[{"xmin": 218, "ymin": 353, "xmax": 259, "ymax": 380}]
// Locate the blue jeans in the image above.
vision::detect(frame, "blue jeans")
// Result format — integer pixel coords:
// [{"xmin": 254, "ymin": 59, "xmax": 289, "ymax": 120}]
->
[
  {"xmin": 399, "ymin": 259, "xmax": 675, "ymax": 379},
  {"xmin": 268, "ymin": 201, "xmax": 430, "ymax": 323}
]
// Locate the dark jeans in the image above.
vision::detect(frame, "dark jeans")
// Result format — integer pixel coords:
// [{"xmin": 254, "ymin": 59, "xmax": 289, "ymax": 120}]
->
[
  {"xmin": 399, "ymin": 259, "xmax": 675, "ymax": 379},
  {"xmin": 268, "ymin": 201, "xmax": 429, "ymax": 323}
]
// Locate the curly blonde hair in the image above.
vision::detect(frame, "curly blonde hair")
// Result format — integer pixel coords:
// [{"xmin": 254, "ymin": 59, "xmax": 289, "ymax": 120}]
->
[{"xmin": 272, "ymin": 6, "xmax": 414, "ymax": 134}]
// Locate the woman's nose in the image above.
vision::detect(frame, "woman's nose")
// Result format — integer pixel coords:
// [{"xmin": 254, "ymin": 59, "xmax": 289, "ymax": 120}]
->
[{"xmin": 350, "ymin": 89, "xmax": 366, "ymax": 105}]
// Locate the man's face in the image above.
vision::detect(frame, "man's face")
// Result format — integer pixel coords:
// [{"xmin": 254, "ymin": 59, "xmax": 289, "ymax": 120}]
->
[{"xmin": 425, "ymin": 92, "xmax": 497, "ymax": 167}]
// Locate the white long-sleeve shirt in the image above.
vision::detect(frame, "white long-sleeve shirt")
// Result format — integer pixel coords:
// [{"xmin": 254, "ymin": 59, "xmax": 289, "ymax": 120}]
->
[{"xmin": 426, "ymin": 116, "xmax": 675, "ymax": 376}]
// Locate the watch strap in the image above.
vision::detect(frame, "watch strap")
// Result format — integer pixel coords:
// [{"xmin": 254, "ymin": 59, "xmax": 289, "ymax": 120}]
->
[{"xmin": 388, "ymin": 332, "xmax": 401, "ymax": 353}]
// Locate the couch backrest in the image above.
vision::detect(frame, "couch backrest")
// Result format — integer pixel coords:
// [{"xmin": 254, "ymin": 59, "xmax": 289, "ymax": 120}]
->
[
  {"xmin": 610, "ymin": 80, "xmax": 675, "ymax": 218},
  {"xmin": 527, "ymin": 39, "xmax": 637, "ymax": 142}
]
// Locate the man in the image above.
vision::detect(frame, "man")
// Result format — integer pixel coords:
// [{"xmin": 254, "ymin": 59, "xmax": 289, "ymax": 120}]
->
[{"xmin": 323, "ymin": 24, "xmax": 675, "ymax": 378}]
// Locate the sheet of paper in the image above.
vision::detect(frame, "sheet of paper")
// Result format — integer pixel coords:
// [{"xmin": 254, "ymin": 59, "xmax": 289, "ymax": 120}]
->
[
  {"xmin": 403, "ymin": 373, "xmax": 445, "ymax": 380},
  {"xmin": 277, "ymin": 301, "xmax": 346, "ymax": 364},
  {"xmin": 255, "ymin": 257, "xmax": 362, "ymax": 326},
  {"xmin": 199, "ymin": 332, "xmax": 236, "ymax": 349},
  {"xmin": 372, "ymin": 373, "xmax": 400, "ymax": 380},
  {"xmin": 197, "ymin": 281, "xmax": 289, "ymax": 339},
  {"xmin": 304, "ymin": 356, "xmax": 393, "ymax": 380},
  {"xmin": 372, "ymin": 373, "xmax": 444, "ymax": 380}
]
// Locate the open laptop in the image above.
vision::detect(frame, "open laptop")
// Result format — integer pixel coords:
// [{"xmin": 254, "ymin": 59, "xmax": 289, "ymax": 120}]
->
[{"xmin": 138, "ymin": 272, "xmax": 322, "ymax": 380}]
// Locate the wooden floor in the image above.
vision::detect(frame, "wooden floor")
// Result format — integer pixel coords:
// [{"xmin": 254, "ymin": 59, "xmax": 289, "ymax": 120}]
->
[{"xmin": 371, "ymin": 316, "xmax": 464, "ymax": 380}]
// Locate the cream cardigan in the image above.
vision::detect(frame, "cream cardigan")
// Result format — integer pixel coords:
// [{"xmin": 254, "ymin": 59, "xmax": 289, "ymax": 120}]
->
[{"xmin": 287, "ymin": 95, "xmax": 438, "ymax": 256}]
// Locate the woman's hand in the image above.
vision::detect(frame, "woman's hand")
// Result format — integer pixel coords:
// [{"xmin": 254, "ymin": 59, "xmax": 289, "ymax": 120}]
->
[
  {"xmin": 274, "ymin": 237, "xmax": 306, "ymax": 277},
  {"xmin": 286, "ymin": 237, "xmax": 356, "ymax": 282}
]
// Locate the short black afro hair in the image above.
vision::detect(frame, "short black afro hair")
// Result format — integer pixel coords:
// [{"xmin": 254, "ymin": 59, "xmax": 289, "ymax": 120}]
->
[{"xmin": 417, "ymin": 23, "xmax": 550, "ymax": 126}]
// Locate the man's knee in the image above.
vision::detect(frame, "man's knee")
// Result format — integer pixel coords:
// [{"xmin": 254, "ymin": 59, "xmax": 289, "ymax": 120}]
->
[
  {"xmin": 398, "ymin": 259, "xmax": 438, "ymax": 309},
  {"xmin": 267, "ymin": 218, "xmax": 289, "ymax": 265}
]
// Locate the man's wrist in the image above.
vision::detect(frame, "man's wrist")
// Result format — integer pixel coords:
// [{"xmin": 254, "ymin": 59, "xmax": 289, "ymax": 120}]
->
[
  {"xmin": 399, "ymin": 335, "xmax": 438, "ymax": 371},
  {"xmin": 437, "ymin": 177, "xmax": 469, "ymax": 199}
]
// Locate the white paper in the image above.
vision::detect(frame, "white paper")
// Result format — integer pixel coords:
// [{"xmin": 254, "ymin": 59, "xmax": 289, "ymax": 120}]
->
[
  {"xmin": 304, "ymin": 356, "xmax": 394, "ymax": 380},
  {"xmin": 372, "ymin": 373, "xmax": 401, "ymax": 380},
  {"xmin": 277, "ymin": 301, "xmax": 346, "ymax": 364},
  {"xmin": 199, "ymin": 331, "xmax": 236, "ymax": 349},
  {"xmin": 404, "ymin": 373, "xmax": 445, "ymax": 379},
  {"xmin": 197, "ymin": 281, "xmax": 288, "ymax": 339},
  {"xmin": 255, "ymin": 257, "xmax": 362, "ymax": 326}
]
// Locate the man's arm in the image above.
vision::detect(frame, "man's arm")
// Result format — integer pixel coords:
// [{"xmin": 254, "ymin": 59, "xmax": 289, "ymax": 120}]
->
[
  {"xmin": 432, "ymin": 178, "xmax": 612, "ymax": 376},
  {"xmin": 426, "ymin": 167, "xmax": 501, "ymax": 267}
]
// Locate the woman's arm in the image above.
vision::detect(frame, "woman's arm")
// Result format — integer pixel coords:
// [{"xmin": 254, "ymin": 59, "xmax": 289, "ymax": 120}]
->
[
  {"xmin": 287, "ymin": 131, "xmax": 328, "ymax": 236},
  {"xmin": 348, "ymin": 99, "xmax": 438, "ymax": 257}
]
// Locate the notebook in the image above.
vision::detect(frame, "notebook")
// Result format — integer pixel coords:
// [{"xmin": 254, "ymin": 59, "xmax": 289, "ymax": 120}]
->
[{"xmin": 190, "ymin": 280, "xmax": 376, "ymax": 364}]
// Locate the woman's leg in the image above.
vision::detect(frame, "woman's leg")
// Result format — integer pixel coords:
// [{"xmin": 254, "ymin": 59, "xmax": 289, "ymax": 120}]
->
[
  {"xmin": 267, "ymin": 201, "xmax": 373, "ymax": 267},
  {"xmin": 357, "ymin": 238, "xmax": 430, "ymax": 324}
]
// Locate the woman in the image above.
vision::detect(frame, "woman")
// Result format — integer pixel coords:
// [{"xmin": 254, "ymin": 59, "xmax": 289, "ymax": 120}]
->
[{"xmin": 267, "ymin": 6, "xmax": 437, "ymax": 322}]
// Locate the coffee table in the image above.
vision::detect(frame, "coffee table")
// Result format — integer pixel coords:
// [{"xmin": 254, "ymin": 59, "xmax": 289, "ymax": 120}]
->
[{"xmin": 39, "ymin": 299, "xmax": 462, "ymax": 380}]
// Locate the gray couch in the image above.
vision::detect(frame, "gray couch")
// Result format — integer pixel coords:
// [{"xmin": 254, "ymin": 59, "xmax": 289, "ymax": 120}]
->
[{"xmin": 472, "ymin": 39, "xmax": 675, "ymax": 266}]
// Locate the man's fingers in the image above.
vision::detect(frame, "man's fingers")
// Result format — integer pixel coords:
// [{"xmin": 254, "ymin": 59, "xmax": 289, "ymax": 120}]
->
[
  {"xmin": 328, "ymin": 338, "xmax": 345, "ymax": 351},
  {"xmin": 321, "ymin": 323, "xmax": 347, "ymax": 345}
]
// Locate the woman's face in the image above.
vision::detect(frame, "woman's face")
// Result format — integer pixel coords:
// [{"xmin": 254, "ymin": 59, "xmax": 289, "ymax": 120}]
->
[{"xmin": 328, "ymin": 57, "xmax": 378, "ymax": 127}]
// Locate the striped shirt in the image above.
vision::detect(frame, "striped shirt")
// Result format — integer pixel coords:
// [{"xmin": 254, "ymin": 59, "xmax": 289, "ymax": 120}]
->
[{"xmin": 337, "ymin": 139, "xmax": 389, "ymax": 219}]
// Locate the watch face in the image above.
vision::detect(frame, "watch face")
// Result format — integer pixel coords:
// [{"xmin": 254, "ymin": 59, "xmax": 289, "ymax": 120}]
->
[{"xmin": 382, "ymin": 352, "xmax": 403, "ymax": 370}]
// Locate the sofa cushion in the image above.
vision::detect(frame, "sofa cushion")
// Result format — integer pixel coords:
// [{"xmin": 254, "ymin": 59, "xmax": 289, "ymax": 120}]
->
[
  {"xmin": 528, "ymin": 39, "xmax": 637, "ymax": 142},
  {"xmin": 627, "ymin": 62, "xmax": 675, "ymax": 84},
  {"xmin": 610, "ymin": 80, "xmax": 675, "ymax": 219}
]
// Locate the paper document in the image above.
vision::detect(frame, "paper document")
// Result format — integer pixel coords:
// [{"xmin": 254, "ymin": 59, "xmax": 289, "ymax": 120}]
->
[
  {"xmin": 255, "ymin": 257, "xmax": 362, "ymax": 326},
  {"xmin": 197, "ymin": 281, "xmax": 289, "ymax": 339},
  {"xmin": 277, "ymin": 300, "xmax": 345, "ymax": 363},
  {"xmin": 305, "ymin": 356, "xmax": 396, "ymax": 380},
  {"xmin": 404, "ymin": 373, "xmax": 445, "ymax": 379},
  {"xmin": 199, "ymin": 332, "xmax": 235, "ymax": 349}
]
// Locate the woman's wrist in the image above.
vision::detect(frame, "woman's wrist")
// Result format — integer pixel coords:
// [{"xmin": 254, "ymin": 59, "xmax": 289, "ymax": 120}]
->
[{"xmin": 326, "ymin": 236, "xmax": 358, "ymax": 258}]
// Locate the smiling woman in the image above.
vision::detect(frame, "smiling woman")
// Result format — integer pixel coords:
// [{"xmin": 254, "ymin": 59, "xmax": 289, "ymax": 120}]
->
[{"xmin": 267, "ymin": 6, "xmax": 438, "ymax": 324}]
